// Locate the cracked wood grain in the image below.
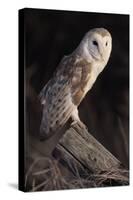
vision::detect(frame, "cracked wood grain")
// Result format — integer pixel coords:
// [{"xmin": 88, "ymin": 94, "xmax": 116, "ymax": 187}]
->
[{"xmin": 53, "ymin": 122, "xmax": 121, "ymax": 173}]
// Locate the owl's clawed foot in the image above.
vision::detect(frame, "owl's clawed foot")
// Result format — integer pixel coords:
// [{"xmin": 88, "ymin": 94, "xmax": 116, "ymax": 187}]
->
[
  {"xmin": 71, "ymin": 120, "xmax": 88, "ymax": 131},
  {"xmin": 78, "ymin": 120, "xmax": 88, "ymax": 131},
  {"xmin": 70, "ymin": 120, "xmax": 78, "ymax": 127}
]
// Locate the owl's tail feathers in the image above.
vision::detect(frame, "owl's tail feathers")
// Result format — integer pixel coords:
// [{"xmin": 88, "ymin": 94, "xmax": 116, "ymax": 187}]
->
[
  {"xmin": 40, "ymin": 131, "xmax": 49, "ymax": 141},
  {"xmin": 39, "ymin": 122, "xmax": 51, "ymax": 141},
  {"xmin": 40, "ymin": 118, "xmax": 72, "ymax": 142},
  {"xmin": 39, "ymin": 105, "xmax": 74, "ymax": 141}
]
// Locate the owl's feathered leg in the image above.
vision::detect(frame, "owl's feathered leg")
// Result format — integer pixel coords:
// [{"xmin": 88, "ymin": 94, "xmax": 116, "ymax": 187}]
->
[
  {"xmin": 71, "ymin": 106, "xmax": 80, "ymax": 122},
  {"xmin": 70, "ymin": 107, "xmax": 88, "ymax": 130}
]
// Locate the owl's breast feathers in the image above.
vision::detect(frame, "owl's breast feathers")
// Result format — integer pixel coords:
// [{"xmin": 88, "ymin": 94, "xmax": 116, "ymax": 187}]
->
[{"xmin": 70, "ymin": 56, "xmax": 93, "ymax": 106}]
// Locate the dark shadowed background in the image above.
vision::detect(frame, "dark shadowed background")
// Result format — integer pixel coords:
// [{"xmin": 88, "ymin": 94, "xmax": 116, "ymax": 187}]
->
[{"xmin": 25, "ymin": 8, "xmax": 129, "ymax": 169}]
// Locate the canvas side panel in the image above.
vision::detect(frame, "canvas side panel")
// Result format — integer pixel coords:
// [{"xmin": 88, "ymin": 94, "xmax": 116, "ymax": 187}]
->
[{"xmin": 18, "ymin": 8, "xmax": 25, "ymax": 192}]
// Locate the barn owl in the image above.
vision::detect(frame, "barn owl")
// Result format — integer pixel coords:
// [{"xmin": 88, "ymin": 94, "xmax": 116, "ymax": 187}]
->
[{"xmin": 39, "ymin": 28, "xmax": 112, "ymax": 139}]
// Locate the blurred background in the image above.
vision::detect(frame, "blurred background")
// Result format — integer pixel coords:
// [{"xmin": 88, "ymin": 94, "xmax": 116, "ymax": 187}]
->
[{"xmin": 25, "ymin": 8, "xmax": 129, "ymax": 169}]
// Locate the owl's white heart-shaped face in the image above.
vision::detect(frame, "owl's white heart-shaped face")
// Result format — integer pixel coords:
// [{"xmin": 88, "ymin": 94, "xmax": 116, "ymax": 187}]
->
[{"xmin": 80, "ymin": 28, "xmax": 112, "ymax": 66}]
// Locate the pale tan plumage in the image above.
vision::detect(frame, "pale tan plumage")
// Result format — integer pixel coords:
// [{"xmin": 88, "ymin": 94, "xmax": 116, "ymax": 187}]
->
[{"xmin": 39, "ymin": 28, "xmax": 112, "ymax": 139}]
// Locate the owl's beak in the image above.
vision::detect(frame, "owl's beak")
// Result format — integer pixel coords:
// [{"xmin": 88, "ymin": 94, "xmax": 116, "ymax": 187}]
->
[
  {"xmin": 90, "ymin": 51, "xmax": 101, "ymax": 61},
  {"xmin": 94, "ymin": 53, "xmax": 103, "ymax": 61},
  {"xmin": 99, "ymin": 46, "xmax": 106, "ymax": 61},
  {"xmin": 100, "ymin": 52, "xmax": 104, "ymax": 61}
]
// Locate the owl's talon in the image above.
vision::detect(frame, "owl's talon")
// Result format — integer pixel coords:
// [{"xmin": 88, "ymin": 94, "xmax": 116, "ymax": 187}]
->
[
  {"xmin": 71, "ymin": 120, "xmax": 88, "ymax": 131},
  {"xmin": 78, "ymin": 121, "xmax": 88, "ymax": 131},
  {"xmin": 71, "ymin": 120, "xmax": 78, "ymax": 127}
]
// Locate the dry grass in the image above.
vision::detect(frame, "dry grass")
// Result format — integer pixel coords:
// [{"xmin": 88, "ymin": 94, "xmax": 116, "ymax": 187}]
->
[{"xmin": 25, "ymin": 156, "xmax": 129, "ymax": 192}]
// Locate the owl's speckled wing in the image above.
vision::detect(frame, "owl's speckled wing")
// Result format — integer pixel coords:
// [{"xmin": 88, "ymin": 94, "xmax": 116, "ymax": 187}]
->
[{"xmin": 39, "ymin": 55, "xmax": 91, "ymax": 139}]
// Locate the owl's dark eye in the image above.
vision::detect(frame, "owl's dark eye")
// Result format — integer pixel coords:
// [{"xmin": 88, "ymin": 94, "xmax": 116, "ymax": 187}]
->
[
  {"xmin": 92, "ymin": 40, "xmax": 98, "ymax": 46},
  {"xmin": 106, "ymin": 41, "xmax": 108, "ymax": 46}
]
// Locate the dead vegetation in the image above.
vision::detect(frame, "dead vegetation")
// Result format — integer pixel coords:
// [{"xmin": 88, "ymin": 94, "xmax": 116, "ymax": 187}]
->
[{"xmin": 25, "ymin": 156, "xmax": 129, "ymax": 192}]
